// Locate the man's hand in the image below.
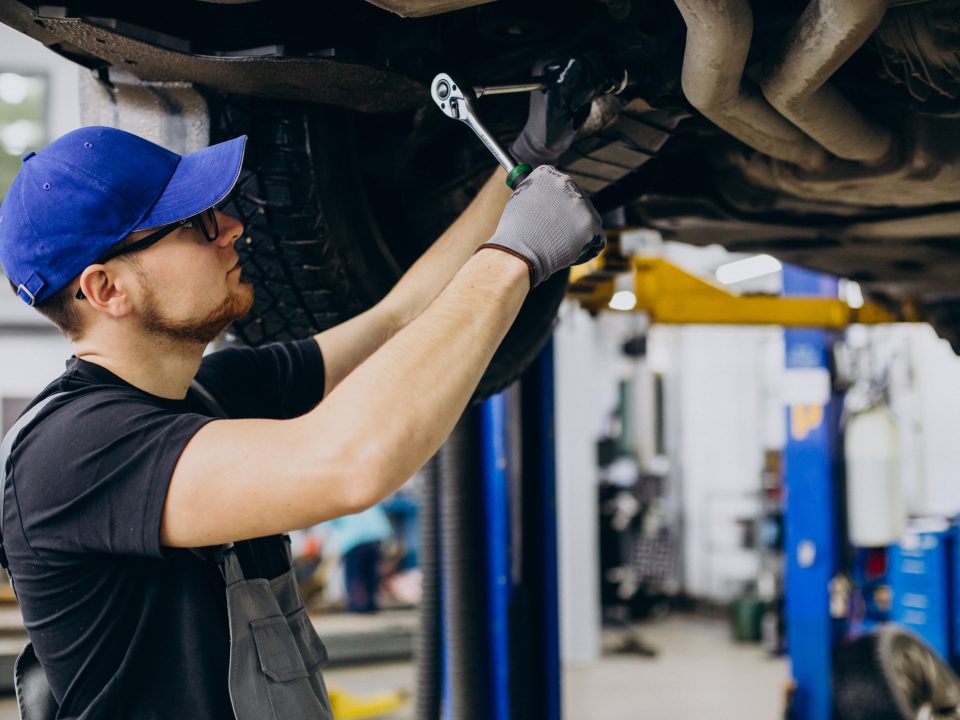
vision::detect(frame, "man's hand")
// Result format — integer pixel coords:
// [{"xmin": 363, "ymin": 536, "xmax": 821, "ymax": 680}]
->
[
  {"xmin": 510, "ymin": 55, "xmax": 609, "ymax": 169},
  {"xmin": 479, "ymin": 166, "xmax": 605, "ymax": 288}
]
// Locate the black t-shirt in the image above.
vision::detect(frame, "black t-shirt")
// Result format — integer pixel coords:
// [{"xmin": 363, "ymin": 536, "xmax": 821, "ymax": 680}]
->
[{"xmin": 3, "ymin": 339, "xmax": 325, "ymax": 719}]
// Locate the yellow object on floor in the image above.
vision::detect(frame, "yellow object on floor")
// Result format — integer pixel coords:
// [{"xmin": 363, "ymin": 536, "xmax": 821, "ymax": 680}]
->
[{"xmin": 328, "ymin": 687, "xmax": 409, "ymax": 719}]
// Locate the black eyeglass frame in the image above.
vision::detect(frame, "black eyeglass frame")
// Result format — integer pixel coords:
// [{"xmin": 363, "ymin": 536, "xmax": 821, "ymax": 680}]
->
[{"xmin": 75, "ymin": 208, "xmax": 219, "ymax": 300}]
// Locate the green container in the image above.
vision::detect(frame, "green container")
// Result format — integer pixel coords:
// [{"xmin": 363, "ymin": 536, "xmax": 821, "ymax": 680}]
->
[{"xmin": 731, "ymin": 593, "xmax": 766, "ymax": 642}]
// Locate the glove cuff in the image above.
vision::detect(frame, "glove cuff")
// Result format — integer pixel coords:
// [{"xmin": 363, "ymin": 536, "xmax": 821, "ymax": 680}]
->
[
  {"xmin": 509, "ymin": 133, "xmax": 562, "ymax": 170},
  {"xmin": 477, "ymin": 243, "xmax": 539, "ymax": 287}
]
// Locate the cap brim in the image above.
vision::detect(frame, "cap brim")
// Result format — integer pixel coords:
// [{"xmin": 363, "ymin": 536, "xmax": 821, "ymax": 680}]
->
[{"xmin": 134, "ymin": 135, "xmax": 247, "ymax": 231}]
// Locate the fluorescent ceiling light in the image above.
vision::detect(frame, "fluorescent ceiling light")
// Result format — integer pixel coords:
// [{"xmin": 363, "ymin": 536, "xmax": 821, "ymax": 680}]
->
[
  {"xmin": 843, "ymin": 280, "xmax": 864, "ymax": 309},
  {"xmin": 609, "ymin": 290, "xmax": 637, "ymax": 312},
  {"xmin": 716, "ymin": 254, "xmax": 783, "ymax": 285}
]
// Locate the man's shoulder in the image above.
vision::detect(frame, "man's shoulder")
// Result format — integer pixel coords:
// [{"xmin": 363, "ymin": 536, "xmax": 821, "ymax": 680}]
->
[
  {"xmin": 8, "ymin": 359, "xmax": 211, "ymax": 496},
  {"xmin": 16, "ymin": 358, "xmax": 156, "ymax": 427},
  {"xmin": 5, "ymin": 370, "xmax": 215, "ymax": 562},
  {"xmin": 15, "ymin": 379, "xmax": 161, "ymax": 449}
]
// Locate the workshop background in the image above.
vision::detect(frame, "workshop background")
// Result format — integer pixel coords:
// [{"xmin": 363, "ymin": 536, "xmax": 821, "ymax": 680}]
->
[{"xmin": 5, "ymin": 17, "xmax": 960, "ymax": 720}]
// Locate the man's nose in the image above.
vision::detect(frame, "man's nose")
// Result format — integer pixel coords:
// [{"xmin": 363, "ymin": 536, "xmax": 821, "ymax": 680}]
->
[{"xmin": 214, "ymin": 209, "xmax": 244, "ymax": 247}]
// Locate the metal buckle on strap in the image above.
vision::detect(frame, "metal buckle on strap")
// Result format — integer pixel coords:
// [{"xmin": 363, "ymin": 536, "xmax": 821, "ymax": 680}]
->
[{"xmin": 16, "ymin": 284, "xmax": 36, "ymax": 307}]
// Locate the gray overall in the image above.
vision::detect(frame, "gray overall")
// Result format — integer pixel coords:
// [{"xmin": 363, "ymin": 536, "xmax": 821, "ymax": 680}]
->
[
  {"xmin": 218, "ymin": 539, "xmax": 334, "ymax": 720},
  {"xmin": 0, "ymin": 382, "xmax": 334, "ymax": 720}
]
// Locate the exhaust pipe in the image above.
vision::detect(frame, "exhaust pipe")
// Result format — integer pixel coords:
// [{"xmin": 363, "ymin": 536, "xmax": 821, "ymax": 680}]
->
[
  {"xmin": 673, "ymin": 0, "xmax": 828, "ymax": 171},
  {"xmin": 760, "ymin": 0, "xmax": 893, "ymax": 165}
]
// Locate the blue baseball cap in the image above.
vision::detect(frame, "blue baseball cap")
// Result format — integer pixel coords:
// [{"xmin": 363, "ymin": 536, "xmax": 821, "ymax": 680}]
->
[{"xmin": 0, "ymin": 126, "xmax": 247, "ymax": 306}]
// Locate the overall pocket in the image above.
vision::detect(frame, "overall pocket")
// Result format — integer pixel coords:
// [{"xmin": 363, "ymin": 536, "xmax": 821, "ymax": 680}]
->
[{"xmin": 250, "ymin": 616, "xmax": 309, "ymax": 683}]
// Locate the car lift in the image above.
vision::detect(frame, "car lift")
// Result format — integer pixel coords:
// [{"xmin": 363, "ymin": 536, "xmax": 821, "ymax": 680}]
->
[
  {"xmin": 560, "ymin": 233, "xmax": 910, "ymax": 720},
  {"xmin": 564, "ymin": 232, "xmax": 905, "ymax": 327}
]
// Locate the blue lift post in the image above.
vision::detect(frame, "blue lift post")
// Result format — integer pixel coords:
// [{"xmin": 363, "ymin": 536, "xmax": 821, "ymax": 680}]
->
[
  {"xmin": 481, "ymin": 391, "xmax": 512, "ymax": 720},
  {"xmin": 515, "ymin": 339, "xmax": 563, "ymax": 720},
  {"xmin": 461, "ymin": 338, "xmax": 561, "ymax": 720},
  {"xmin": 782, "ymin": 266, "xmax": 845, "ymax": 720}
]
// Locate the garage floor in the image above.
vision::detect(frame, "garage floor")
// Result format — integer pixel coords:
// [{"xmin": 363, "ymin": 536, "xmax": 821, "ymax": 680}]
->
[{"xmin": 0, "ymin": 614, "xmax": 788, "ymax": 719}]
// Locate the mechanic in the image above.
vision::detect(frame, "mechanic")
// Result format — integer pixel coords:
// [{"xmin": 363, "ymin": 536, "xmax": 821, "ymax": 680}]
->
[{"xmin": 0, "ymin": 76, "xmax": 603, "ymax": 718}]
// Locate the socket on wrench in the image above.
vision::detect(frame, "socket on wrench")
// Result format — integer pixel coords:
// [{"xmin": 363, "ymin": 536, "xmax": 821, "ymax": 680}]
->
[{"xmin": 431, "ymin": 72, "xmax": 531, "ymax": 188}]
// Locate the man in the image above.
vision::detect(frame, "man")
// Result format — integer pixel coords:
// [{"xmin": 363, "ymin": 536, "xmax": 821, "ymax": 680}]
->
[{"xmin": 0, "ymin": 73, "xmax": 602, "ymax": 717}]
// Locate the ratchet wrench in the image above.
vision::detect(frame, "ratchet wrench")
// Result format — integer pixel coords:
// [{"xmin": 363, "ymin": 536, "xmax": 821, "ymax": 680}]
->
[
  {"xmin": 431, "ymin": 72, "xmax": 533, "ymax": 189},
  {"xmin": 432, "ymin": 60, "xmax": 629, "ymax": 190}
]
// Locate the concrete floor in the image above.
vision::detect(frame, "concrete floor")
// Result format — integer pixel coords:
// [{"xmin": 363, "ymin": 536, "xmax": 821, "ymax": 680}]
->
[
  {"xmin": 570, "ymin": 615, "xmax": 789, "ymax": 720},
  {"xmin": 0, "ymin": 614, "xmax": 789, "ymax": 719}
]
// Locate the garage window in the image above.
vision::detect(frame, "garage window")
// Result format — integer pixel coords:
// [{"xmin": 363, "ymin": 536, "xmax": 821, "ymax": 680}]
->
[{"xmin": 0, "ymin": 71, "xmax": 47, "ymax": 198}]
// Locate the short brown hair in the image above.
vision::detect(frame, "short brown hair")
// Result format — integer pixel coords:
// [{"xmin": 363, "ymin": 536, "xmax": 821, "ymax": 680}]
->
[
  {"xmin": 7, "ymin": 279, "xmax": 83, "ymax": 339},
  {"xmin": 7, "ymin": 234, "xmax": 144, "ymax": 340}
]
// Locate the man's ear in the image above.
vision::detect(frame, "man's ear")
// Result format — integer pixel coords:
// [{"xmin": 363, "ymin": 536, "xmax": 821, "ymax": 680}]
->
[{"xmin": 78, "ymin": 264, "xmax": 135, "ymax": 318}]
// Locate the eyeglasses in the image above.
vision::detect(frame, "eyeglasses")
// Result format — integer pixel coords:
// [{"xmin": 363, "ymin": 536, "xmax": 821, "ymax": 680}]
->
[{"xmin": 76, "ymin": 208, "xmax": 220, "ymax": 300}]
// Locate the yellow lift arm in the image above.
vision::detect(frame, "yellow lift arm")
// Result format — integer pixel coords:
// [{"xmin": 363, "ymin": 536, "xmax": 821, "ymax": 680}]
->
[{"xmin": 566, "ymin": 239, "xmax": 909, "ymax": 328}]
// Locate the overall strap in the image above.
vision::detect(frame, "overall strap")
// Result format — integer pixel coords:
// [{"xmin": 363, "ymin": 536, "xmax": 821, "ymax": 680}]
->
[{"xmin": 0, "ymin": 393, "xmax": 69, "ymax": 572}]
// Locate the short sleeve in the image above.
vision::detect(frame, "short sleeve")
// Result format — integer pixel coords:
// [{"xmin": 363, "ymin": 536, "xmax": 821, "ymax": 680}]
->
[
  {"xmin": 9, "ymin": 391, "xmax": 213, "ymax": 559},
  {"xmin": 193, "ymin": 339, "xmax": 325, "ymax": 420}
]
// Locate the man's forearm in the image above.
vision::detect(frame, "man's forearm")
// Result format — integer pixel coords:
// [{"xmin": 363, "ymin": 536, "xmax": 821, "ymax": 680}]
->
[
  {"xmin": 380, "ymin": 167, "xmax": 511, "ymax": 329},
  {"xmin": 301, "ymin": 247, "xmax": 529, "ymax": 509},
  {"xmin": 313, "ymin": 167, "xmax": 511, "ymax": 398}
]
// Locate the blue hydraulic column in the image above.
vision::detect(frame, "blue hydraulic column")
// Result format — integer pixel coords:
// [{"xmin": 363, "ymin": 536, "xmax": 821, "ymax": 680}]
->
[
  {"xmin": 782, "ymin": 266, "xmax": 845, "ymax": 720},
  {"xmin": 534, "ymin": 343, "xmax": 562, "ymax": 720},
  {"xmin": 481, "ymin": 392, "xmax": 512, "ymax": 720},
  {"xmin": 517, "ymin": 339, "xmax": 562, "ymax": 720}
]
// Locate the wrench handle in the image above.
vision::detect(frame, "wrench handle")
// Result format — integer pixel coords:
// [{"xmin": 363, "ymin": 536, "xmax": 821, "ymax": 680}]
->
[
  {"xmin": 461, "ymin": 115, "xmax": 531, "ymax": 188},
  {"xmin": 462, "ymin": 116, "xmax": 515, "ymax": 172}
]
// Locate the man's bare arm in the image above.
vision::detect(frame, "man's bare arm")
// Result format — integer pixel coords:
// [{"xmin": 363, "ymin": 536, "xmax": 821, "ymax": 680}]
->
[
  {"xmin": 313, "ymin": 54, "xmax": 602, "ymax": 398},
  {"xmin": 161, "ymin": 248, "xmax": 529, "ymax": 547},
  {"xmin": 314, "ymin": 167, "xmax": 510, "ymax": 397}
]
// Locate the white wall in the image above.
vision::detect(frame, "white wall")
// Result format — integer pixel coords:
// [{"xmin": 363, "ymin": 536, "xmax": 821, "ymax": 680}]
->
[
  {"xmin": 0, "ymin": 24, "xmax": 82, "ymax": 418},
  {"xmin": 0, "ymin": 333, "xmax": 71, "ymax": 394},
  {"xmin": 554, "ymin": 302, "xmax": 629, "ymax": 664},
  {"xmin": 656, "ymin": 325, "xmax": 784, "ymax": 601},
  {"xmin": 896, "ymin": 324, "xmax": 960, "ymax": 516},
  {"xmin": 555, "ymin": 301, "xmax": 792, "ymax": 610}
]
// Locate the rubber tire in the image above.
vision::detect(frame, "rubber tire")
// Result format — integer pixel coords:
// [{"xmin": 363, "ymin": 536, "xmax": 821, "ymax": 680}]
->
[
  {"xmin": 834, "ymin": 624, "xmax": 960, "ymax": 720},
  {"xmin": 212, "ymin": 95, "xmax": 569, "ymax": 400}
]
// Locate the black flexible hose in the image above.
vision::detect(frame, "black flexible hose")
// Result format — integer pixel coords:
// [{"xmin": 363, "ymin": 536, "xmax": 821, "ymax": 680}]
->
[
  {"xmin": 439, "ymin": 409, "xmax": 488, "ymax": 720},
  {"xmin": 415, "ymin": 455, "xmax": 441, "ymax": 720}
]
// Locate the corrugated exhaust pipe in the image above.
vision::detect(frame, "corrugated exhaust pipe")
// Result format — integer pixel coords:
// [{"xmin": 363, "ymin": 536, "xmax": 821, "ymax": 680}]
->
[
  {"xmin": 673, "ymin": 0, "xmax": 829, "ymax": 171},
  {"xmin": 761, "ymin": 0, "xmax": 893, "ymax": 165}
]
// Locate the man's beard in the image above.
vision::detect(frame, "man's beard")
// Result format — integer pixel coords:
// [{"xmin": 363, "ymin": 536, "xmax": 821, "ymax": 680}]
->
[{"xmin": 141, "ymin": 282, "xmax": 254, "ymax": 345}]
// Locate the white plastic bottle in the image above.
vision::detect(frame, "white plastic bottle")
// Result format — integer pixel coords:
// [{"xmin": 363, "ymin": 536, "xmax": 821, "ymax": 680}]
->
[{"xmin": 845, "ymin": 405, "xmax": 905, "ymax": 547}]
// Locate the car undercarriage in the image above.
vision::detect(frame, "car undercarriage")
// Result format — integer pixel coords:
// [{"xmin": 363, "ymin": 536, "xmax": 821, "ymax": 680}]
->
[{"xmin": 2, "ymin": 0, "xmax": 960, "ymax": 358}]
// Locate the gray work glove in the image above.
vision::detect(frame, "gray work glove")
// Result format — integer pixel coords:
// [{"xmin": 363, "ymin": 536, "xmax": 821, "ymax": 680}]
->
[
  {"xmin": 479, "ymin": 166, "xmax": 605, "ymax": 288},
  {"xmin": 510, "ymin": 55, "xmax": 608, "ymax": 169}
]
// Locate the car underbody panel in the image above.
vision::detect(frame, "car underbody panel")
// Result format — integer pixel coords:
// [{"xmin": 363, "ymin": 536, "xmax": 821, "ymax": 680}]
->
[
  {"xmin": 365, "ymin": 0, "xmax": 497, "ymax": 18},
  {"xmin": 2, "ymin": 0, "xmax": 960, "ymax": 344}
]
